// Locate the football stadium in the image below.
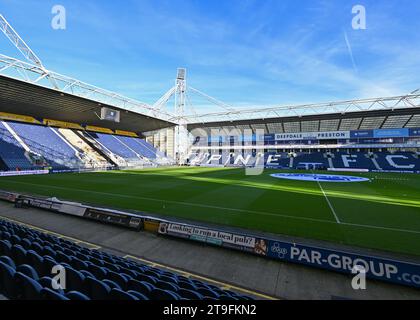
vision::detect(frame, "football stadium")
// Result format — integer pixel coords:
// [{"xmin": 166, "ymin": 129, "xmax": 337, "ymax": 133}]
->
[{"xmin": 0, "ymin": 1, "xmax": 420, "ymax": 305}]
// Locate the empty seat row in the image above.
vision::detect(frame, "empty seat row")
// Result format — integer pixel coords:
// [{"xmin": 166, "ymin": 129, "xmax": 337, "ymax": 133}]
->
[{"xmin": 0, "ymin": 219, "xmax": 252, "ymax": 300}]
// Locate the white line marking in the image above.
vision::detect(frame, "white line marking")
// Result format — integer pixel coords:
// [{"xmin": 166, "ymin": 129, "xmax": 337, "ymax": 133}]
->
[
  {"xmin": 4, "ymin": 180, "xmax": 420, "ymax": 235},
  {"xmin": 1, "ymin": 180, "xmax": 335, "ymax": 225},
  {"xmin": 341, "ymin": 222, "xmax": 420, "ymax": 235},
  {"xmin": 317, "ymin": 181, "xmax": 341, "ymax": 224}
]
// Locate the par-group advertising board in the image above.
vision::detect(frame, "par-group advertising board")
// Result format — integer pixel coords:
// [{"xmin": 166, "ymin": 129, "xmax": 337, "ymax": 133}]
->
[
  {"xmin": 159, "ymin": 222, "xmax": 420, "ymax": 289},
  {"xmin": 266, "ymin": 240, "xmax": 420, "ymax": 289}
]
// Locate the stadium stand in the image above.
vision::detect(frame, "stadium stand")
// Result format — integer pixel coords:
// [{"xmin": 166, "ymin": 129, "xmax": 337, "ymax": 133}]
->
[
  {"xmin": 0, "ymin": 120, "xmax": 174, "ymax": 171},
  {"xmin": 188, "ymin": 150, "xmax": 420, "ymax": 171},
  {"xmin": 0, "ymin": 218, "xmax": 252, "ymax": 300},
  {"xmin": 0, "ymin": 122, "xmax": 36, "ymax": 171},
  {"xmin": 88, "ymin": 132, "xmax": 140, "ymax": 160},
  {"xmin": 8, "ymin": 122, "xmax": 83, "ymax": 170},
  {"xmin": 116, "ymin": 136, "xmax": 157, "ymax": 159},
  {"xmin": 57, "ymin": 128, "xmax": 110, "ymax": 168},
  {"xmin": 293, "ymin": 152, "xmax": 329, "ymax": 170}
]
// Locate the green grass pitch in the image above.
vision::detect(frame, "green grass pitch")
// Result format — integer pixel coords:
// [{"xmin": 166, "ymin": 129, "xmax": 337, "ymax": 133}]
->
[{"xmin": 1, "ymin": 167, "xmax": 420, "ymax": 257}]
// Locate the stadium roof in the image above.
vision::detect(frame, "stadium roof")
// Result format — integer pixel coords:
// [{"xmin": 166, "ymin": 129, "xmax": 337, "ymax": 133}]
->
[
  {"xmin": 0, "ymin": 75, "xmax": 175, "ymax": 133},
  {"xmin": 183, "ymin": 91, "xmax": 420, "ymax": 124},
  {"xmin": 187, "ymin": 107, "xmax": 420, "ymax": 134}
]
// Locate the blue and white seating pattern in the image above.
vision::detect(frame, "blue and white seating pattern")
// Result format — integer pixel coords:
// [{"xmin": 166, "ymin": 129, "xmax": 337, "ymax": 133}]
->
[
  {"xmin": 8, "ymin": 122, "xmax": 82, "ymax": 170},
  {"xmin": 0, "ymin": 219, "xmax": 252, "ymax": 300},
  {"xmin": 0, "ymin": 123, "xmax": 36, "ymax": 171},
  {"xmin": 0, "ymin": 121, "xmax": 172, "ymax": 171},
  {"xmin": 115, "ymin": 136, "xmax": 158, "ymax": 159},
  {"xmin": 89, "ymin": 132, "xmax": 140, "ymax": 161},
  {"xmin": 189, "ymin": 151, "xmax": 420, "ymax": 172}
]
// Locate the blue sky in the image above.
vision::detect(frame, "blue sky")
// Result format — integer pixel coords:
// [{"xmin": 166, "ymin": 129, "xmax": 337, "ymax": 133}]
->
[{"xmin": 1, "ymin": 0, "xmax": 419, "ymax": 112}]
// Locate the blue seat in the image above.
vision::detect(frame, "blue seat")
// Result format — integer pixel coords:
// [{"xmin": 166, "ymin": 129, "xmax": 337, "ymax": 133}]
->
[
  {"xmin": 79, "ymin": 270, "xmax": 95, "ymax": 279},
  {"xmin": 10, "ymin": 245, "xmax": 27, "ymax": 267},
  {"xmin": 103, "ymin": 262, "xmax": 120, "ymax": 273},
  {"xmin": 16, "ymin": 264, "xmax": 39, "ymax": 280},
  {"xmin": 10, "ymin": 234, "xmax": 21, "ymax": 245},
  {"xmin": 127, "ymin": 290, "xmax": 149, "ymax": 300},
  {"xmin": 66, "ymin": 291, "xmax": 90, "ymax": 300},
  {"xmin": 119, "ymin": 267, "xmax": 138, "ymax": 279},
  {"xmin": 26, "ymin": 251, "xmax": 44, "ymax": 276},
  {"xmin": 108, "ymin": 288, "xmax": 139, "ymax": 300},
  {"xmin": 0, "ymin": 232, "xmax": 11, "ymax": 241},
  {"xmin": 56, "ymin": 251, "xmax": 73, "ymax": 264},
  {"xmin": 83, "ymin": 276, "xmax": 111, "ymax": 300},
  {"xmin": 160, "ymin": 275, "xmax": 178, "ymax": 284},
  {"xmin": 14, "ymin": 272, "xmax": 43, "ymax": 300},
  {"xmin": 69, "ymin": 256, "xmax": 89, "ymax": 270},
  {"xmin": 42, "ymin": 246, "xmax": 57, "ymax": 258},
  {"xmin": 41, "ymin": 257, "xmax": 60, "ymax": 278},
  {"xmin": 144, "ymin": 269, "xmax": 161, "ymax": 279},
  {"xmin": 38, "ymin": 276, "xmax": 64, "ymax": 293},
  {"xmin": 90, "ymin": 257, "xmax": 105, "ymax": 267},
  {"xmin": 0, "ymin": 255, "xmax": 16, "ymax": 269},
  {"xmin": 127, "ymin": 279, "xmax": 153, "ymax": 296},
  {"xmin": 196, "ymin": 287, "xmax": 220, "ymax": 299},
  {"xmin": 102, "ymin": 279, "xmax": 122, "ymax": 290},
  {"xmin": 20, "ymin": 238, "xmax": 32, "ymax": 250},
  {"xmin": 178, "ymin": 280, "xmax": 197, "ymax": 291},
  {"xmin": 75, "ymin": 252, "xmax": 90, "ymax": 262},
  {"xmin": 178, "ymin": 288, "xmax": 204, "ymax": 300},
  {"xmin": 150, "ymin": 288, "xmax": 180, "ymax": 300},
  {"xmin": 30, "ymin": 242, "xmax": 43, "ymax": 254},
  {"xmin": 65, "ymin": 267, "xmax": 86, "ymax": 292},
  {"xmin": 0, "ymin": 240, "xmax": 12, "ymax": 257},
  {"xmin": 0, "ymin": 261, "xmax": 16, "ymax": 298},
  {"xmin": 106, "ymin": 271, "xmax": 128, "ymax": 290},
  {"xmin": 41, "ymin": 287, "xmax": 69, "ymax": 300},
  {"xmin": 155, "ymin": 280, "xmax": 179, "ymax": 292},
  {"xmin": 89, "ymin": 264, "xmax": 108, "ymax": 279},
  {"xmin": 136, "ymin": 273, "xmax": 158, "ymax": 284}
]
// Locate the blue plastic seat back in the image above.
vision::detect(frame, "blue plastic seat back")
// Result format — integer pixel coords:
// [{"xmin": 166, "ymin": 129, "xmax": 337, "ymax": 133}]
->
[
  {"xmin": 178, "ymin": 288, "xmax": 204, "ymax": 300},
  {"xmin": 108, "ymin": 288, "xmax": 139, "ymax": 300},
  {"xmin": 16, "ymin": 264, "xmax": 39, "ymax": 280},
  {"xmin": 20, "ymin": 238, "xmax": 32, "ymax": 250},
  {"xmin": 0, "ymin": 240, "xmax": 12, "ymax": 258},
  {"xmin": 84, "ymin": 276, "xmax": 111, "ymax": 300},
  {"xmin": 102, "ymin": 279, "xmax": 121, "ymax": 290},
  {"xmin": 11, "ymin": 245, "xmax": 27, "ymax": 267},
  {"xmin": 0, "ymin": 261, "xmax": 16, "ymax": 297},
  {"xmin": 196, "ymin": 287, "xmax": 220, "ymax": 299},
  {"xmin": 65, "ymin": 267, "xmax": 86, "ymax": 292},
  {"xmin": 107, "ymin": 271, "xmax": 128, "ymax": 290},
  {"xmin": 127, "ymin": 290, "xmax": 149, "ymax": 300},
  {"xmin": 41, "ymin": 287, "xmax": 69, "ymax": 300},
  {"xmin": 89, "ymin": 264, "xmax": 108, "ymax": 280},
  {"xmin": 178, "ymin": 280, "xmax": 197, "ymax": 291},
  {"xmin": 0, "ymin": 255, "xmax": 16, "ymax": 269},
  {"xmin": 127, "ymin": 278, "xmax": 154, "ymax": 296},
  {"xmin": 150, "ymin": 288, "xmax": 180, "ymax": 300},
  {"xmin": 14, "ymin": 272, "xmax": 43, "ymax": 300},
  {"xmin": 155, "ymin": 280, "xmax": 179, "ymax": 292},
  {"xmin": 66, "ymin": 291, "xmax": 90, "ymax": 300}
]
